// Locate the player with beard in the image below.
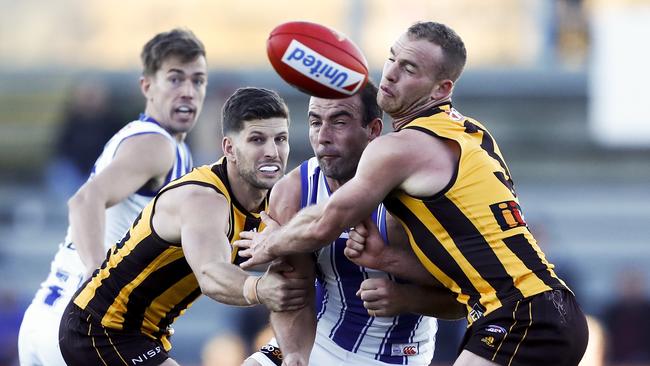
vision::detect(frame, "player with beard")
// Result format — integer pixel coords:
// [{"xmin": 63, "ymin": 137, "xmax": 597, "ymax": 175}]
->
[
  {"xmin": 246, "ymin": 82, "xmax": 464, "ymax": 366},
  {"xmin": 58, "ymin": 87, "xmax": 311, "ymax": 366}
]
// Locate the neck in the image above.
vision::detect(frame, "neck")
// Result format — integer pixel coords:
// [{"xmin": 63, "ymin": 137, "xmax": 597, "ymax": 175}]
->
[
  {"xmin": 392, "ymin": 96, "xmax": 451, "ymax": 130},
  {"xmin": 226, "ymin": 162, "xmax": 267, "ymax": 212},
  {"xmin": 325, "ymin": 176, "xmax": 344, "ymax": 193},
  {"xmin": 143, "ymin": 109, "xmax": 186, "ymax": 143}
]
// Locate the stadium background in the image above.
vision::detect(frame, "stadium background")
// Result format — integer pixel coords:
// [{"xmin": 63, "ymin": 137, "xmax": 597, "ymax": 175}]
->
[{"xmin": 1, "ymin": 0, "xmax": 649, "ymax": 365}]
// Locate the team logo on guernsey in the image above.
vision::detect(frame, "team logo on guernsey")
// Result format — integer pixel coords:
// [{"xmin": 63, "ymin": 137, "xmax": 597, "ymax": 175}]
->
[
  {"xmin": 445, "ymin": 107, "xmax": 464, "ymax": 121},
  {"xmin": 391, "ymin": 342, "xmax": 419, "ymax": 356},
  {"xmin": 282, "ymin": 39, "xmax": 365, "ymax": 95},
  {"xmin": 469, "ymin": 303, "xmax": 485, "ymax": 323},
  {"xmin": 490, "ymin": 200, "xmax": 526, "ymax": 231}
]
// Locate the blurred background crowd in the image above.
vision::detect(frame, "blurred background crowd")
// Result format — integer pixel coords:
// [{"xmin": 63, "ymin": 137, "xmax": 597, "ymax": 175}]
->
[{"xmin": 1, "ymin": 0, "xmax": 649, "ymax": 365}]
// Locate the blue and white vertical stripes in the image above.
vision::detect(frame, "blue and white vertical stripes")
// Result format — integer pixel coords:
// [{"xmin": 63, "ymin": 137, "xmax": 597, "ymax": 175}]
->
[{"xmin": 299, "ymin": 157, "xmax": 436, "ymax": 365}]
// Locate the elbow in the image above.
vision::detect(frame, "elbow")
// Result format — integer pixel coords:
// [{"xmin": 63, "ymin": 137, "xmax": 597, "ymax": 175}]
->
[
  {"xmin": 68, "ymin": 185, "xmax": 93, "ymax": 212},
  {"xmin": 195, "ymin": 268, "xmax": 216, "ymax": 297}
]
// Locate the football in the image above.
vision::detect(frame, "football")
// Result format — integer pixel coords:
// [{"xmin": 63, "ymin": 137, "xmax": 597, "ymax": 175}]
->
[{"xmin": 266, "ymin": 21, "xmax": 369, "ymax": 99}]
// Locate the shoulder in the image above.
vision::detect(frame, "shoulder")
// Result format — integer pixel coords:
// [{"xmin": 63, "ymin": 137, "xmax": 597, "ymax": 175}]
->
[
  {"xmin": 269, "ymin": 166, "xmax": 302, "ymax": 212},
  {"xmin": 161, "ymin": 182, "xmax": 229, "ymax": 216},
  {"xmin": 113, "ymin": 133, "xmax": 176, "ymax": 172}
]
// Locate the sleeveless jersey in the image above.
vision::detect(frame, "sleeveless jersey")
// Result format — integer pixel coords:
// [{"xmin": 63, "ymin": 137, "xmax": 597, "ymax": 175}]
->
[
  {"xmin": 72, "ymin": 158, "xmax": 267, "ymax": 351},
  {"xmin": 31, "ymin": 115, "xmax": 192, "ymax": 314},
  {"xmin": 300, "ymin": 157, "xmax": 436, "ymax": 365},
  {"xmin": 383, "ymin": 103, "xmax": 568, "ymax": 324}
]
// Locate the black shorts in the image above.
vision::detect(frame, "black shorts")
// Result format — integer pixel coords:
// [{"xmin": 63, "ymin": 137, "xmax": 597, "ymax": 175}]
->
[
  {"xmin": 59, "ymin": 301, "xmax": 170, "ymax": 366},
  {"xmin": 460, "ymin": 289, "xmax": 588, "ymax": 366}
]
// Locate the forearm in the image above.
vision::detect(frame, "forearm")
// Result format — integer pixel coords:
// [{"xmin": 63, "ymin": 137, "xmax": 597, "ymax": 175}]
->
[
  {"xmin": 380, "ymin": 246, "xmax": 439, "ymax": 286},
  {"xmin": 399, "ymin": 283, "xmax": 466, "ymax": 320},
  {"xmin": 198, "ymin": 262, "xmax": 255, "ymax": 306},
  {"xmin": 271, "ymin": 300, "xmax": 315, "ymax": 364},
  {"xmin": 68, "ymin": 192, "xmax": 107, "ymax": 275},
  {"xmin": 267, "ymin": 205, "xmax": 339, "ymax": 257}
]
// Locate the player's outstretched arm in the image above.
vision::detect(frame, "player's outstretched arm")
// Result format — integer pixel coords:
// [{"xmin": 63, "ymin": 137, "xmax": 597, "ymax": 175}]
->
[
  {"xmin": 160, "ymin": 184, "xmax": 310, "ymax": 311},
  {"xmin": 345, "ymin": 217, "xmax": 439, "ymax": 286},
  {"xmin": 239, "ymin": 135, "xmax": 412, "ymax": 269},
  {"xmin": 69, "ymin": 134, "xmax": 175, "ymax": 278},
  {"xmin": 357, "ymin": 278, "xmax": 465, "ymax": 320}
]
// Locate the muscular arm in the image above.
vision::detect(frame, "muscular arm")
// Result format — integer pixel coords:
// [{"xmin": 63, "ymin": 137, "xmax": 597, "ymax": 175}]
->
[
  {"xmin": 378, "ymin": 215, "xmax": 465, "ymax": 319},
  {"xmin": 68, "ymin": 134, "xmax": 175, "ymax": 277},
  {"xmin": 267, "ymin": 168, "xmax": 316, "ymax": 366},
  {"xmin": 240, "ymin": 135, "xmax": 415, "ymax": 267},
  {"xmin": 164, "ymin": 185, "xmax": 308, "ymax": 310}
]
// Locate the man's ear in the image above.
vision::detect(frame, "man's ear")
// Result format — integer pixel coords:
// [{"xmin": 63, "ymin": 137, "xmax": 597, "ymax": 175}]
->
[
  {"xmin": 222, "ymin": 136, "xmax": 236, "ymax": 162},
  {"xmin": 431, "ymin": 79, "xmax": 454, "ymax": 101},
  {"xmin": 140, "ymin": 75, "xmax": 152, "ymax": 100},
  {"xmin": 366, "ymin": 118, "xmax": 383, "ymax": 141}
]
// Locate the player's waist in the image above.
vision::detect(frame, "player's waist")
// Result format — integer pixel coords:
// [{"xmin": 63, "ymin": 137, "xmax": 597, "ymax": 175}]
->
[{"xmin": 463, "ymin": 283, "xmax": 569, "ymax": 324}]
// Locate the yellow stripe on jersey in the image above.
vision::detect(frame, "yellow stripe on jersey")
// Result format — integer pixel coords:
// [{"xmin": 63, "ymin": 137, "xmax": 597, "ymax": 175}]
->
[
  {"xmin": 385, "ymin": 103, "xmax": 568, "ymax": 323},
  {"xmin": 72, "ymin": 157, "xmax": 268, "ymax": 350},
  {"xmin": 101, "ymin": 247, "xmax": 185, "ymax": 328}
]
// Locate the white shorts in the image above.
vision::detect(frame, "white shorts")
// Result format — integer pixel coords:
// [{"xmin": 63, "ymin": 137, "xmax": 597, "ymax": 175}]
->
[
  {"xmin": 18, "ymin": 302, "xmax": 67, "ymax": 366},
  {"xmin": 247, "ymin": 333, "xmax": 416, "ymax": 366}
]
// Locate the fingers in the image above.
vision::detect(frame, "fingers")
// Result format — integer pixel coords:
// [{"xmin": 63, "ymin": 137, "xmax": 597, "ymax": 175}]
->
[
  {"xmin": 240, "ymin": 257, "xmax": 259, "ymax": 269},
  {"xmin": 348, "ymin": 229, "xmax": 367, "ymax": 243},
  {"xmin": 260, "ymin": 211, "xmax": 279, "ymax": 228},
  {"xmin": 238, "ymin": 231, "xmax": 255, "ymax": 240},
  {"xmin": 268, "ymin": 259, "xmax": 294, "ymax": 273}
]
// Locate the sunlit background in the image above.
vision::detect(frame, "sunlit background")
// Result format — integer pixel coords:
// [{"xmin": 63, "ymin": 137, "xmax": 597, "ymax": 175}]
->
[{"xmin": 1, "ymin": 0, "xmax": 649, "ymax": 365}]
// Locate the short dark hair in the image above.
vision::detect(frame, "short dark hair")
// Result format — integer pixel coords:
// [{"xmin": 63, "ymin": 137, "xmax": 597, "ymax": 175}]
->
[
  {"xmin": 141, "ymin": 28, "xmax": 206, "ymax": 76},
  {"xmin": 407, "ymin": 22, "xmax": 467, "ymax": 82},
  {"xmin": 221, "ymin": 87, "xmax": 290, "ymax": 135},
  {"xmin": 358, "ymin": 80, "xmax": 382, "ymax": 127}
]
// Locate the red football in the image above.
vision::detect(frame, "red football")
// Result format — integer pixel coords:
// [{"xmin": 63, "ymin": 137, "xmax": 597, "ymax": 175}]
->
[{"xmin": 266, "ymin": 21, "xmax": 369, "ymax": 99}]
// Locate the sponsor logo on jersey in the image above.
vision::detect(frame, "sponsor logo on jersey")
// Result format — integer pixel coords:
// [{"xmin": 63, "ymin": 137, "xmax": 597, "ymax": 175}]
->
[
  {"xmin": 485, "ymin": 324, "xmax": 507, "ymax": 334},
  {"xmin": 481, "ymin": 336, "xmax": 495, "ymax": 348},
  {"xmin": 391, "ymin": 342, "xmax": 419, "ymax": 356},
  {"xmin": 282, "ymin": 39, "xmax": 365, "ymax": 95},
  {"xmin": 490, "ymin": 200, "xmax": 527, "ymax": 231},
  {"xmin": 131, "ymin": 346, "xmax": 162, "ymax": 364}
]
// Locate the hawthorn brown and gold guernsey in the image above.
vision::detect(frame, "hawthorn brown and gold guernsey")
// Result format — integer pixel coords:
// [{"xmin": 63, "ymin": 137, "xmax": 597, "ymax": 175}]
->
[
  {"xmin": 72, "ymin": 157, "xmax": 267, "ymax": 350},
  {"xmin": 383, "ymin": 103, "xmax": 568, "ymax": 324}
]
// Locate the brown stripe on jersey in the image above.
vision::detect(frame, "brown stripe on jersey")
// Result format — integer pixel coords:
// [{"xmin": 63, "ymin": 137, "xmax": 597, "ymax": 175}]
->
[
  {"xmin": 384, "ymin": 195, "xmax": 483, "ymax": 310},
  {"xmin": 120, "ymin": 256, "xmax": 194, "ymax": 332},
  {"xmin": 153, "ymin": 286, "xmax": 202, "ymax": 339},
  {"xmin": 502, "ymin": 234, "xmax": 567, "ymax": 291},
  {"xmin": 422, "ymin": 196, "xmax": 525, "ymax": 303},
  {"xmin": 232, "ymin": 216, "xmax": 263, "ymax": 265},
  {"xmin": 84, "ymin": 235, "xmax": 170, "ymax": 320}
]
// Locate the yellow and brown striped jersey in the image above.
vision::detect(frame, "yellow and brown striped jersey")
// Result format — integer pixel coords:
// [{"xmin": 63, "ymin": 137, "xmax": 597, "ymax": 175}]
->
[
  {"xmin": 384, "ymin": 103, "xmax": 568, "ymax": 324},
  {"xmin": 72, "ymin": 157, "xmax": 267, "ymax": 350}
]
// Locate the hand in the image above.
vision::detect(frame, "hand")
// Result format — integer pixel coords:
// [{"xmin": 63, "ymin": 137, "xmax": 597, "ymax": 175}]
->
[
  {"xmin": 236, "ymin": 212, "xmax": 281, "ymax": 269},
  {"xmin": 344, "ymin": 217, "xmax": 387, "ymax": 270},
  {"xmin": 256, "ymin": 260, "xmax": 311, "ymax": 312},
  {"xmin": 356, "ymin": 278, "xmax": 408, "ymax": 317}
]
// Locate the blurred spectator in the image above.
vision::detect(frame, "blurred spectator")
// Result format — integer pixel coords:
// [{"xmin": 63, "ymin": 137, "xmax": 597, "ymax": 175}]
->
[
  {"xmin": 45, "ymin": 77, "xmax": 124, "ymax": 199},
  {"xmin": 201, "ymin": 333, "xmax": 246, "ymax": 366},
  {"xmin": 554, "ymin": 0, "xmax": 589, "ymax": 67},
  {"xmin": 602, "ymin": 268, "xmax": 650, "ymax": 363}
]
